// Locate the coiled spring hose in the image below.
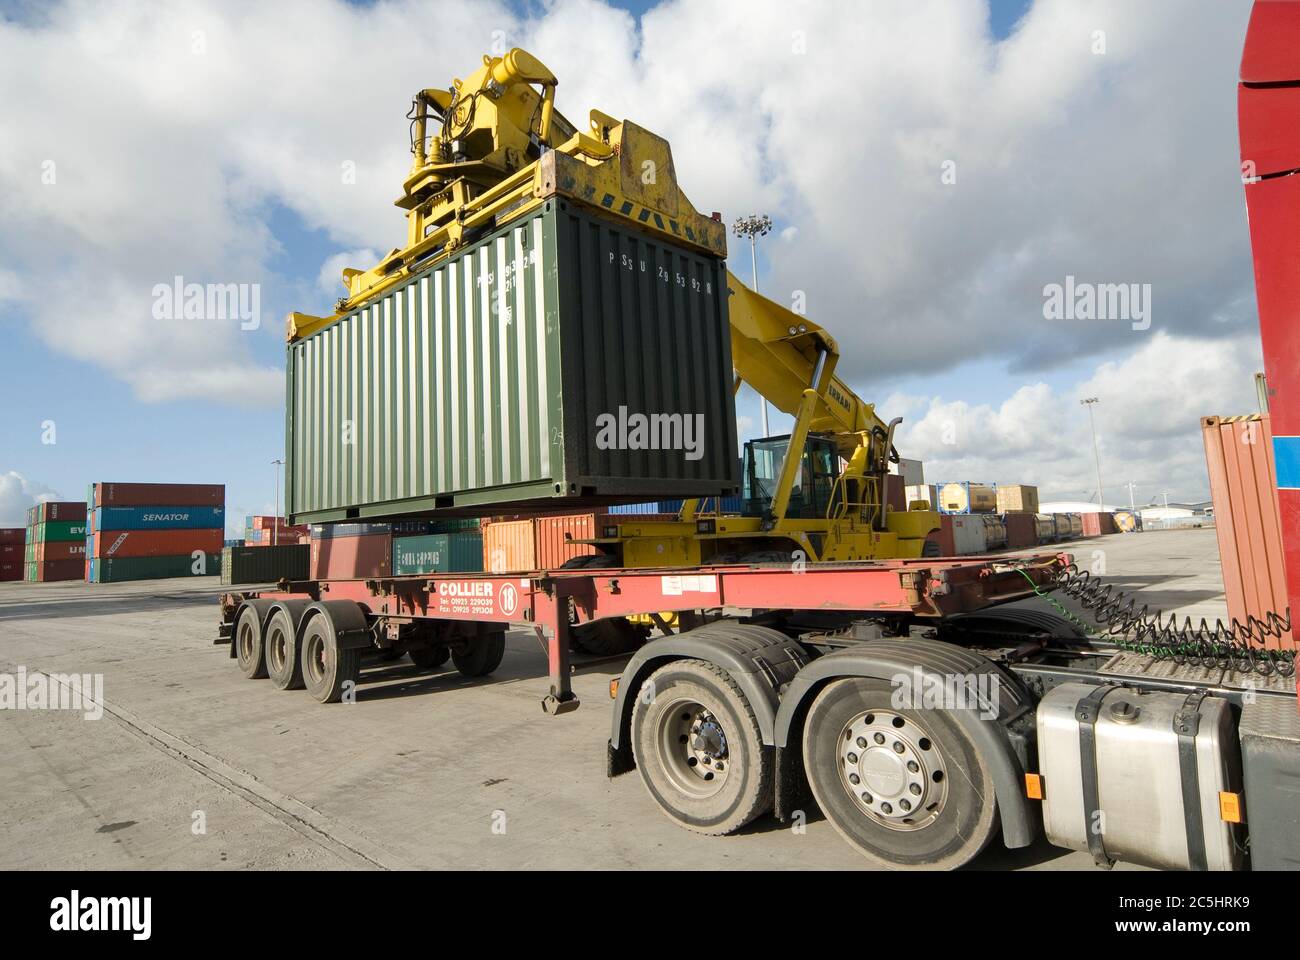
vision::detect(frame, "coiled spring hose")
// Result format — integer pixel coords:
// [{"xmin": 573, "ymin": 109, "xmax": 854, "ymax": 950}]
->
[{"xmin": 1031, "ymin": 563, "xmax": 1295, "ymax": 679}]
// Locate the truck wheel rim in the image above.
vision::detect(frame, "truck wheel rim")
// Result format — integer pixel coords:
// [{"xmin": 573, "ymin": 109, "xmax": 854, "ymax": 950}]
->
[
  {"xmin": 304, "ymin": 634, "xmax": 327, "ymax": 684},
  {"xmin": 837, "ymin": 710, "xmax": 947, "ymax": 831},
  {"xmin": 267, "ymin": 628, "xmax": 287, "ymax": 674},
  {"xmin": 237, "ymin": 621, "xmax": 255, "ymax": 664},
  {"xmin": 656, "ymin": 697, "xmax": 730, "ymax": 799}
]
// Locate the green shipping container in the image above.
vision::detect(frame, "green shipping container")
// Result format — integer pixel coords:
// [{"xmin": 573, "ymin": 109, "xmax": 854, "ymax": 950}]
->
[
  {"xmin": 392, "ymin": 533, "xmax": 484, "ymax": 575},
  {"xmin": 89, "ymin": 553, "xmax": 221, "ymax": 583},
  {"xmin": 34, "ymin": 520, "xmax": 87, "ymax": 543},
  {"xmin": 220, "ymin": 544, "xmax": 310, "ymax": 586},
  {"xmin": 286, "ymin": 200, "xmax": 739, "ymax": 525}
]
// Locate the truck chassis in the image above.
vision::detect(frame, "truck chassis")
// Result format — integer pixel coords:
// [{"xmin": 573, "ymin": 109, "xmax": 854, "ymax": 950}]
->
[{"xmin": 216, "ymin": 552, "xmax": 1300, "ymax": 870}]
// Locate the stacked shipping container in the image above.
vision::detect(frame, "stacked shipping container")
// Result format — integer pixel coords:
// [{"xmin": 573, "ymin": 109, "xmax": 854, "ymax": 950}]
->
[
  {"xmin": 0, "ymin": 527, "xmax": 25, "ymax": 582},
  {"xmin": 221, "ymin": 544, "xmax": 310, "ymax": 586},
  {"xmin": 244, "ymin": 515, "xmax": 310, "ymax": 546},
  {"xmin": 86, "ymin": 483, "xmax": 224, "ymax": 582},
  {"xmin": 481, "ymin": 512, "xmax": 674, "ymax": 572},
  {"xmin": 24, "ymin": 502, "xmax": 87, "ymax": 581},
  {"xmin": 308, "ymin": 519, "xmax": 483, "ymax": 580}
]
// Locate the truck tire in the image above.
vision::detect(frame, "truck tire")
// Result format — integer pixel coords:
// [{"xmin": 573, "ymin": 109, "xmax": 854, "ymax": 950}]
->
[
  {"xmin": 409, "ymin": 645, "xmax": 450, "ymax": 669},
  {"xmin": 264, "ymin": 608, "xmax": 304, "ymax": 690},
  {"xmin": 572, "ymin": 618, "xmax": 645, "ymax": 655},
  {"xmin": 300, "ymin": 615, "xmax": 361, "ymax": 704},
  {"xmin": 452, "ymin": 631, "xmax": 506, "ymax": 677},
  {"xmin": 801, "ymin": 677, "xmax": 997, "ymax": 870},
  {"xmin": 234, "ymin": 606, "xmax": 268, "ymax": 679},
  {"xmin": 631, "ymin": 659, "xmax": 772, "ymax": 835}
]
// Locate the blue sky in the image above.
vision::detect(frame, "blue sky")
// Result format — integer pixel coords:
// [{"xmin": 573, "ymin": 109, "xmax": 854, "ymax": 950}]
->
[
  {"xmin": 0, "ymin": 0, "xmax": 1263, "ymax": 528},
  {"xmin": 0, "ymin": 0, "xmax": 1037, "ymax": 529}
]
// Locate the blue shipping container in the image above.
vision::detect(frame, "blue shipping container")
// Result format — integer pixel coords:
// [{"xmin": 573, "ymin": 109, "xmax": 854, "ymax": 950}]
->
[
  {"xmin": 654, "ymin": 497, "xmax": 743, "ymax": 514},
  {"xmin": 94, "ymin": 505, "xmax": 225, "ymax": 531}
]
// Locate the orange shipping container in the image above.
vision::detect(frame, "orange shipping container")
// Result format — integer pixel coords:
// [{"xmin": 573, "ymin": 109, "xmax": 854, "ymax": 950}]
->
[
  {"xmin": 482, "ymin": 513, "xmax": 676, "ymax": 572},
  {"xmin": 1201, "ymin": 414, "xmax": 1294, "ymax": 650},
  {"xmin": 93, "ymin": 528, "xmax": 224, "ymax": 559},
  {"xmin": 1081, "ymin": 512, "xmax": 1117, "ymax": 537},
  {"xmin": 482, "ymin": 519, "xmax": 537, "ymax": 573}
]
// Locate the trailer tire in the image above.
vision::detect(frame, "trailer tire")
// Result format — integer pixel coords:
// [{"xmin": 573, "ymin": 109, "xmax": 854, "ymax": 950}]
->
[
  {"xmin": 801, "ymin": 677, "xmax": 997, "ymax": 870},
  {"xmin": 452, "ymin": 630, "xmax": 506, "ymax": 677},
  {"xmin": 264, "ymin": 608, "xmax": 304, "ymax": 690},
  {"xmin": 572, "ymin": 618, "xmax": 645, "ymax": 655},
  {"xmin": 409, "ymin": 645, "xmax": 450, "ymax": 669},
  {"xmin": 300, "ymin": 615, "xmax": 361, "ymax": 704},
  {"xmin": 631, "ymin": 659, "xmax": 772, "ymax": 835},
  {"xmin": 234, "ymin": 605, "xmax": 268, "ymax": 679}
]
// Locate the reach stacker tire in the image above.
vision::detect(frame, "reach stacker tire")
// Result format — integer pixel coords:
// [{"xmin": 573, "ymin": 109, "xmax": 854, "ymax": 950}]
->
[
  {"xmin": 631, "ymin": 659, "xmax": 772, "ymax": 835},
  {"xmin": 301, "ymin": 616, "xmax": 361, "ymax": 703},
  {"xmin": 801, "ymin": 677, "xmax": 998, "ymax": 870}
]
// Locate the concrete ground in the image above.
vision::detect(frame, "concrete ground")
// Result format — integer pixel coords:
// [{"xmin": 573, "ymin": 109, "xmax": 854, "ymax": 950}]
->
[{"xmin": 0, "ymin": 528, "xmax": 1244, "ymax": 870}]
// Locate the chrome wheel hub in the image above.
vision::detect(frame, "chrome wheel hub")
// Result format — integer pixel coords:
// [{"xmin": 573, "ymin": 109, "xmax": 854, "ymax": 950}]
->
[
  {"xmin": 657, "ymin": 698, "xmax": 731, "ymax": 799},
  {"xmin": 838, "ymin": 710, "xmax": 946, "ymax": 831}
]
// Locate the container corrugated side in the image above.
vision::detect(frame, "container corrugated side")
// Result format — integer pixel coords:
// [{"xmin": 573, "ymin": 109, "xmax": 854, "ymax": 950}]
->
[
  {"xmin": 90, "ymin": 553, "xmax": 221, "ymax": 583},
  {"xmin": 482, "ymin": 519, "xmax": 536, "ymax": 573},
  {"xmin": 392, "ymin": 533, "xmax": 483, "ymax": 575},
  {"xmin": 1202, "ymin": 414, "xmax": 1294, "ymax": 649},
  {"xmin": 93, "ymin": 528, "xmax": 224, "ymax": 559},
  {"xmin": 94, "ymin": 483, "xmax": 225, "ymax": 507},
  {"xmin": 33, "ymin": 520, "xmax": 87, "ymax": 543},
  {"xmin": 220, "ymin": 544, "xmax": 310, "ymax": 585},
  {"xmin": 287, "ymin": 200, "xmax": 738, "ymax": 524},
  {"xmin": 32, "ymin": 502, "xmax": 87, "ymax": 524},
  {"xmin": 93, "ymin": 506, "xmax": 225, "ymax": 531},
  {"xmin": 26, "ymin": 559, "xmax": 84, "ymax": 581}
]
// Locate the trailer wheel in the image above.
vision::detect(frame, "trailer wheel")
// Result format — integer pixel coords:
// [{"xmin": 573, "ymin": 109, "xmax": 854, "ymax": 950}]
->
[
  {"xmin": 234, "ymin": 606, "xmax": 268, "ymax": 679},
  {"xmin": 452, "ymin": 630, "xmax": 506, "ymax": 677},
  {"xmin": 631, "ymin": 659, "xmax": 771, "ymax": 835},
  {"xmin": 409, "ymin": 645, "xmax": 450, "ymax": 669},
  {"xmin": 801, "ymin": 678, "xmax": 997, "ymax": 870},
  {"xmin": 572, "ymin": 618, "xmax": 646, "ymax": 655},
  {"xmin": 264, "ymin": 608, "xmax": 304, "ymax": 690},
  {"xmin": 300, "ymin": 616, "xmax": 361, "ymax": 704}
]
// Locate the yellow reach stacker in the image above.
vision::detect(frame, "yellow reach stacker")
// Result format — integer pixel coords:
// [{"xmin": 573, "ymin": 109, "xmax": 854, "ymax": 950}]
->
[{"xmin": 289, "ymin": 47, "xmax": 941, "ymax": 568}]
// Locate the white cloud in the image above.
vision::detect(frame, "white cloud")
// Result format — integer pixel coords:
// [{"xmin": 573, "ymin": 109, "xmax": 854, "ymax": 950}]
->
[
  {"xmin": 0, "ymin": 0, "xmax": 1263, "ymax": 458},
  {"xmin": 891, "ymin": 331, "xmax": 1263, "ymax": 502},
  {"xmin": 0, "ymin": 471, "xmax": 63, "ymax": 527},
  {"xmin": 317, "ymin": 249, "xmax": 378, "ymax": 296}
]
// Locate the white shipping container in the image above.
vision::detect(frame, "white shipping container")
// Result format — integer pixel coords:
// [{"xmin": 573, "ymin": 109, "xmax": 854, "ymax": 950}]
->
[
  {"xmin": 892, "ymin": 458, "xmax": 925, "ymax": 485},
  {"xmin": 949, "ymin": 515, "xmax": 988, "ymax": 555},
  {"xmin": 905, "ymin": 483, "xmax": 938, "ymax": 508}
]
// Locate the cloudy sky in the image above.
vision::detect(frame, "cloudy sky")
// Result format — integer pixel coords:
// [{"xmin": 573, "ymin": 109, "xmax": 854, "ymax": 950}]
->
[{"xmin": 0, "ymin": 0, "xmax": 1265, "ymax": 530}]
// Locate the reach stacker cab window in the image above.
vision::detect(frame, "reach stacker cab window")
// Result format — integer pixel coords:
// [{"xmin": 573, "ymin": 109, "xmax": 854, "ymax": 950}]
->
[{"xmin": 742, "ymin": 435, "xmax": 837, "ymax": 519}]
